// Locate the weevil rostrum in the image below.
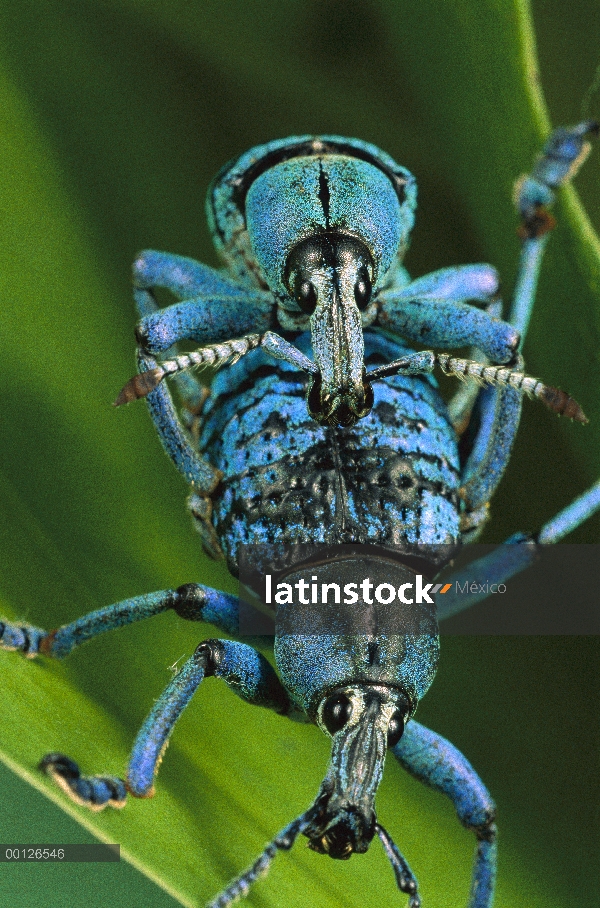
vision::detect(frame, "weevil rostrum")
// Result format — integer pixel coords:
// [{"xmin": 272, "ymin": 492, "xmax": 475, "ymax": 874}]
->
[{"xmin": 2, "ymin": 124, "xmax": 600, "ymax": 907}]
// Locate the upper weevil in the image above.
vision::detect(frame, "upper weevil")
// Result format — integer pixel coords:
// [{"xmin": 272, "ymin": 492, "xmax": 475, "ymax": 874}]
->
[{"xmin": 2, "ymin": 123, "xmax": 600, "ymax": 908}]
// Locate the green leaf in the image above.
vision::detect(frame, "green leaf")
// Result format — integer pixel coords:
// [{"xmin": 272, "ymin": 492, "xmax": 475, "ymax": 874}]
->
[{"xmin": 1, "ymin": 2, "xmax": 598, "ymax": 907}]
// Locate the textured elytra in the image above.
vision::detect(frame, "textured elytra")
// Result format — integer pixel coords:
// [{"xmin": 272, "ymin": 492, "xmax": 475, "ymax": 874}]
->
[{"xmin": 198, "ymin": 334, "xmax": 461, "ymax": 580}]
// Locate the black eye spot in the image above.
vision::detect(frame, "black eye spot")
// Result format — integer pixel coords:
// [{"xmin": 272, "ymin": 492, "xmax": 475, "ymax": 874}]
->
[
  {"xmin": 387, "ymin": 711, "xmax": 405, "ymax": 748},
  {"xmin": 322, "ymin": 693, "xmax": 353, "ymax": 734},
  {"xmin": 296, "ymin": 279, "xmax": 318, "ymax": 314},
  {"xmin": 354, "ymin": 270, "xmax": 372, "ymax": 310}
]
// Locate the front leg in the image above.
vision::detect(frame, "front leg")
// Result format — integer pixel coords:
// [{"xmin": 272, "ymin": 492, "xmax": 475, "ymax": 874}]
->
[
  {"xmin": 377, "ymin": 265, "xmax": 519, "ymax": 364},
  {"xmin": 133, "ymin": 250, "xmax": 255, "ymax": 309},
  {"xmin": 394, "ymin": 720, "xmax": 496, "ymax": 908},
  {"xmin": 42, "ymin": 639, "xmax": 292, "ymax": 810},
  {"xmin": 127, "ymin": 250, "xmax": 277, "ymax": 496},
  {"xmin": 132, "ymin": 250, "xmax": 248, "ymax": 414},
  {"xmin": 136, "ymin": 293, "xmax": 275, "ymax": 356},
  {"xmin": 133, "ymin": 249, "xmax": 275, "ymax": 357}
]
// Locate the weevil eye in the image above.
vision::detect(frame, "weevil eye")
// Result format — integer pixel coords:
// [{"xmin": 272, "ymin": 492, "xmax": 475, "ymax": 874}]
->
[
  {"xmin": 295, "ymin": 279, "xmax": 318, "ymax": 314},
  {"xmin": 387, "ymin": 710, "xmax": 406, "ymax": 748},
  {"xmin": 354, "ymin": 269, "xmax": 372, "ymax": 310},
  {"xmin": 322, "ymin": 693, "xmax": 353, "ymax": 734}
]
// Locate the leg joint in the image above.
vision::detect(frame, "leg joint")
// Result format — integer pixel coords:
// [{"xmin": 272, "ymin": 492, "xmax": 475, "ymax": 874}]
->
[
  {"xmin": 134, "ymin": 321, "xmax": 151, "ymax": 352},
  {"xmin": 477, "ymin": 817, "xmax": 497, "ymax": 843},
  {"xmin": 171, "ymin": 583, "xmax": 207, "ymax": 621},
  {"xmin": 132, "ymin": 250, "xmax": 156, "ymax": 288},
  {"xmin": 464, "ymin": 803, "xmax": 497, "ymax": 842},
  {"xmin": 193, "ymin": 638, "xmax": 225, "ymax": 676}
]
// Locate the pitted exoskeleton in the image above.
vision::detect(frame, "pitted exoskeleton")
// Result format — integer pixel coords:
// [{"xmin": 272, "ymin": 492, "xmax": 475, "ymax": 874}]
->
[{"xmin": 3, "ymin": 123, "xmax": 600, "ymax": 908}]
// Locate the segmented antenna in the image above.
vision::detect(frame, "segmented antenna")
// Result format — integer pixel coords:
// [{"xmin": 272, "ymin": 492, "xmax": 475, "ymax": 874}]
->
[
  {"xmin": 114, "ymin": 335, "xmax": 263, "ymax": 406},
  {"xmin": 376, "ymin": 823, "xmax": 421, "ymax": 908},
  {"xmin": 205, "ymin": 811, "xmax": 313, "ymax": 908},
  {"xmin": 435, "ymin": 353, "xmax": 588, "ymax": 422},
  {"xmin": 116, "ymin": 335, "xmax": 588, "ymax": 425}
]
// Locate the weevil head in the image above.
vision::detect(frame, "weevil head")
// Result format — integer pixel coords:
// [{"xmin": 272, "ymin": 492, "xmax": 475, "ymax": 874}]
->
[
  {"xmin": 272, "ymin": 556, "xmax": 439, "ymax": 854},
  {"xmin": 240, "ymin": 141, "xmax": 416, "ymax": 427},
  {"xmin": 302, "ymin": 684, "xmax": 411, "ymax": 858},
  {"xmin": 206, "ymin": 683, "xmax": 416, "ymax": 907},
  {"xmin": 286, "ymin": 232, "xmax": 375, "ymax": 427}
]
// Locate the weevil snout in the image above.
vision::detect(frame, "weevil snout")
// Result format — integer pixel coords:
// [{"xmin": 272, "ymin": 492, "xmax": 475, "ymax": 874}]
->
[
  {"xmin": 286, "ymin": 233, "xmax": 376, "ymax": 427},
  {"xmin": 304, "ymin": 685, "xmax": 411, "ymax": 857}
]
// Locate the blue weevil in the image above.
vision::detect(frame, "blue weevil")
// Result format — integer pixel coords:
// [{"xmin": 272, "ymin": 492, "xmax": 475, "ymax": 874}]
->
[{"xmin": 2, "ymin": 123, "xmax": 600, "ymax": 908}]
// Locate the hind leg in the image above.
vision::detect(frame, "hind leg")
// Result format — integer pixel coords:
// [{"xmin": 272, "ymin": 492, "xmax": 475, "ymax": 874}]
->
[{"xmin": 437, "ymin": 477, "xmax": 600, "ymax": 620}]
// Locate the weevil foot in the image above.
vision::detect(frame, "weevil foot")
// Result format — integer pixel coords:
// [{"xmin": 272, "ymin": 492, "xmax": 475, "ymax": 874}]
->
[
  {"xmin": 0, "ymin": 621, "xmax": 47, "ymax": 658},
  {"xmin": 40, "ymin": 753, "xmax": 127, "ymax": 811}
]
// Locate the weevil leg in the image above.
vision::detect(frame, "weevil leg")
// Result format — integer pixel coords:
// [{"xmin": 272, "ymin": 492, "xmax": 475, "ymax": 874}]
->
[
  {"xmin": 130, "ymin": 329, "xmax": 316, "ymax": 497},
  {"xmin": 447, "ymin": 299, "xmax": 504, "ymax": 435},
  {"xmin": 380, "ymin": 264, "xmax": 501, "ymax": 308},
  {"xmin": 376, "ymin": 264, "xmax": 522, "ymax": 531},
  {"xmin": 135, "ymin": 293, "xmax": 274, "ymax": 356},
  {"xmin": 454, "ymin": 122, "xmax": 598, "ymax": 521},
  {"xmin": 134, "ymin": 289, "xmax": 274, "ymax": 357},
  {"xmin": 393, "ymin": 720, "xmax": 496, "ymax": 908},
  {"xmin": 133, "ymin": 250, "xmax": 253, "ymax": 303},
  {"xmin": 437, "ymin": 477, "xmax": 600, "ymax": 620},
  {"xmin": 457, "ymin": 383, "xmax": 522, "ymax": 531},
  {"xmin": 376, "ymin": 268, "xmax": 523, "ymax": 530},
  {"xmin": 377, "ymin": 265, "xmax": 519, "ymax": 364},
  {"xmin": 511, "ymin": 121, "xmax": 598, "ymax": 341},
  {"xmin": 39, "ymin": 639, "xmax": 291, "ymax": 809},
  {"xmin": 0, "ymin": 584, "xmax": 241, "ymax": 658},
  {"xmin": 133, "ymin": 250, "xmax": 256, "ymax": 411},
  {"xmin": 536, "ymin": 475, "xmax": 600, "ymax": 542},
  {"xmin": 129, "ymin": 250, "xmax": 276, "ymax": 491},
  {"xmin": 436, "ymin": 533, "xmax": 537, "ymax": 620},
  {"xmin": 136, "ymin": 348, "xmax": 222, "ymax": 493}
]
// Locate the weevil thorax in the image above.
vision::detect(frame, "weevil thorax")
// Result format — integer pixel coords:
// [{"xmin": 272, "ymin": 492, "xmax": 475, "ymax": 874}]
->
[
  {"xmin": 208, "ymin": 136, "xmax": 416, "ymax": 427},
  {"xmin": 273, "ymin": 555, "xmax": 439, "ymax": 859}
]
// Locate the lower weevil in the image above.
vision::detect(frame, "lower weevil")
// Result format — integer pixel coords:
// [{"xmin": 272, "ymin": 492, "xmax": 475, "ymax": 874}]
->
[{"xmin": 2, "ymin": 122, "xmax": 600, "ymax": 907}]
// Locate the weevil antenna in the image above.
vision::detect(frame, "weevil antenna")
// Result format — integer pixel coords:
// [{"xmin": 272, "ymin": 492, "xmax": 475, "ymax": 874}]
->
[
  {"xmin": 205, "ymin": 808, "xmax": 314, "ymax": 908},
  {"xmin": 114, "ymin": 335, "xmax": 264, "ymax": 406},
  {"xmin": 367, "ymin": 353, "xmax": 588, "ymax": 423},
  {"xmin": 376, "ymin": 823, "xmax": 421, "ymax": 908}
]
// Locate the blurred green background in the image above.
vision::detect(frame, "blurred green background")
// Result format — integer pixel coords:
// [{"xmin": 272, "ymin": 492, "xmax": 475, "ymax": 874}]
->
[{"xmin": 0, "ymin": 1, "xmax": 598, "ymax": 907}]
